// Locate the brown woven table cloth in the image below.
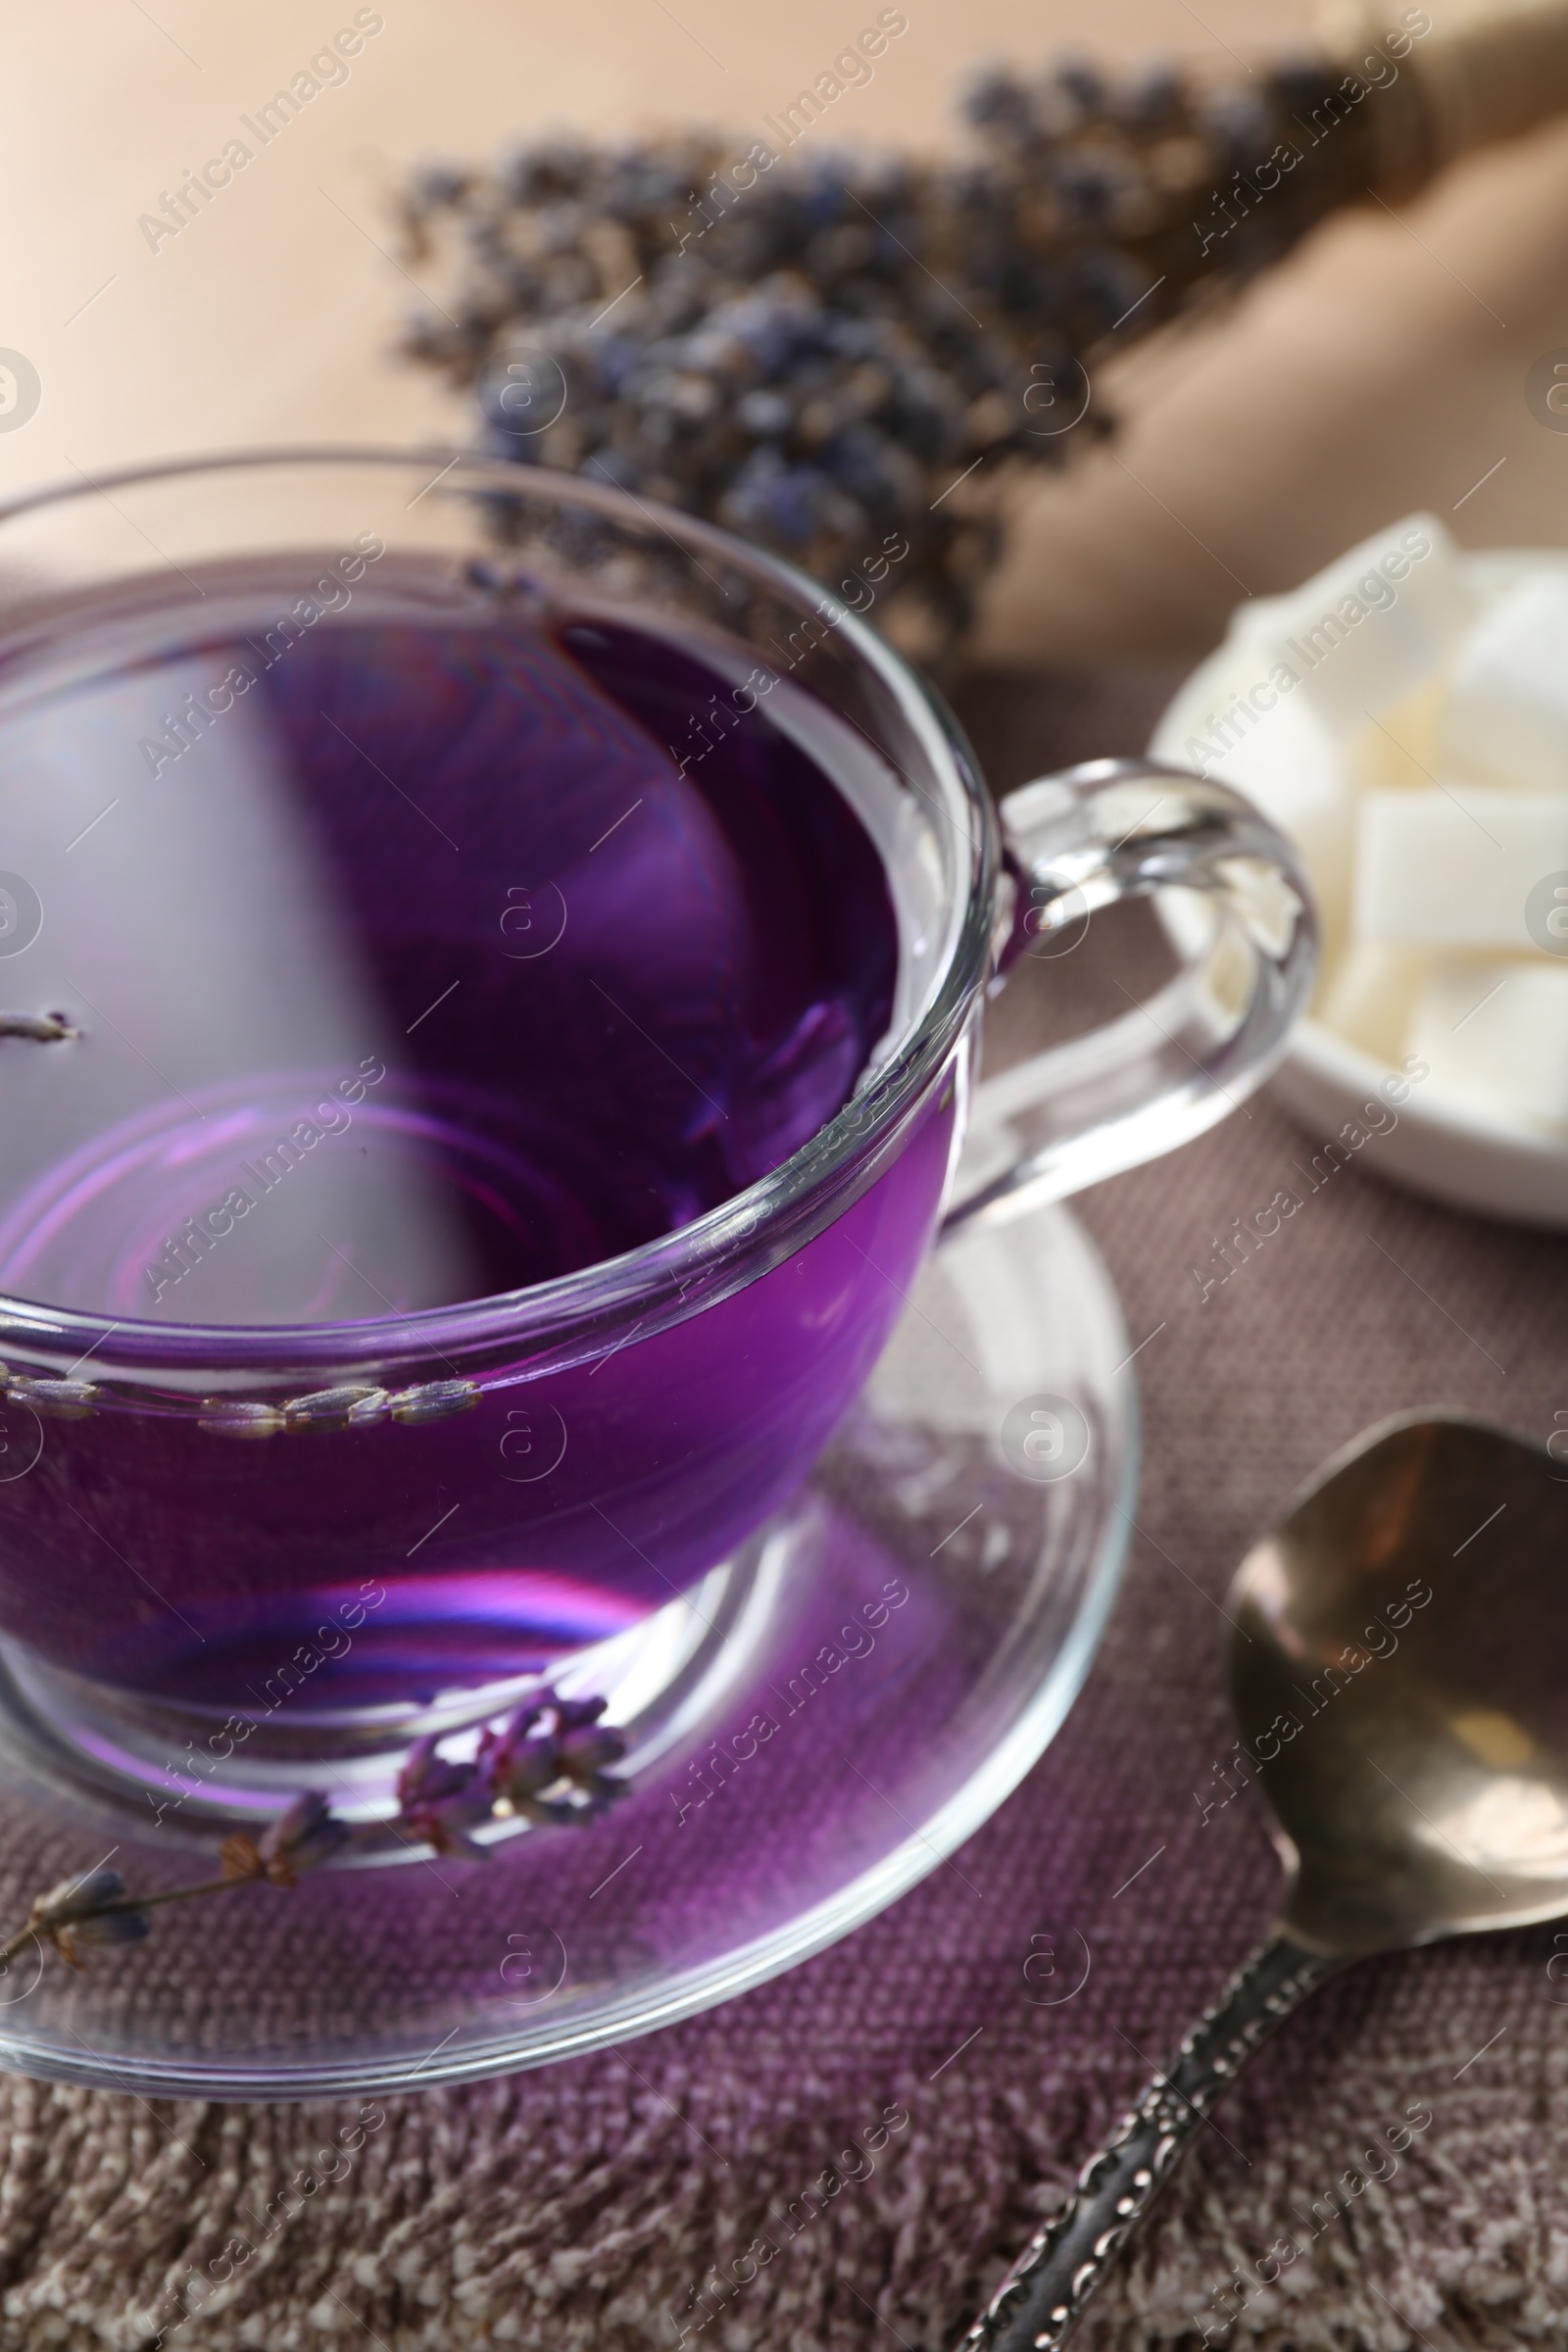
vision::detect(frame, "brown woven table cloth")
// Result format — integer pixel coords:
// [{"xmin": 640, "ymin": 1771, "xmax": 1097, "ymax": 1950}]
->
[{"xmin": 3, "ymin": 667, "xmax": 1563, "ymax": 2352}]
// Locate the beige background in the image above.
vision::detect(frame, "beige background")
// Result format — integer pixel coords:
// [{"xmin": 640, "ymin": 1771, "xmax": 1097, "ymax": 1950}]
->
[{"xmin": 4, "ymin": 0, "xmax": 1568, "ymax": 662}]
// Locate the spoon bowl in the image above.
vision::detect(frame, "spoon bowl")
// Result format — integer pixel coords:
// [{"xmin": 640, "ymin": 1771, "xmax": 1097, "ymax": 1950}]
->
[
  {"xmin": 960, "ymin": 1410, "xmax": 1568, "ymax": 2351},
  {"xmin": 1234, "ymin": 1409, "xmax": 1568, "ymax": 1957}
]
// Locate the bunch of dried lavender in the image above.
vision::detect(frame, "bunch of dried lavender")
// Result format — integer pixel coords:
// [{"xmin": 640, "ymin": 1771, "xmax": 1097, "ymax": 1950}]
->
[
  {"xmin": 398, "ymin": 46, "xmax": 1383, "ymax": 649},
  {"xmin": 0, "ymin": 1690, "xmax": 624, "ymax": 1975}
]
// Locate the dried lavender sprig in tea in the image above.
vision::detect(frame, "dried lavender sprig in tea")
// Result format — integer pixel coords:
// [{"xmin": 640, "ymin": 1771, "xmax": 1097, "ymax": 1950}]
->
[
  {"xmin": 0, "ymin": 1691, "xmax": 625, "ymax": 1975},
  {"xmin": 398, "ymin": 45, "xmax": 1385, "ymax": 649}
]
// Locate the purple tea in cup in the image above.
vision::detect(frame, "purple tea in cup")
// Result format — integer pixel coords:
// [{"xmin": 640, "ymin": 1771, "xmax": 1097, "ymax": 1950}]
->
[
  {"xmin": 0, "ymin": 450, "xmax": 1313, "ymax": 1809},
  {"xmin": 0, "ymin": 555, "xmax": 954, "ymax": 1723}
]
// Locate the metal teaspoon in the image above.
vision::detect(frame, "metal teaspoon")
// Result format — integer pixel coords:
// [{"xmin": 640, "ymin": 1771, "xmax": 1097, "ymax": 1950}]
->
[{"xmin": 957, "ymin": 1410, "xmax": 1568, "ymax": 2350}]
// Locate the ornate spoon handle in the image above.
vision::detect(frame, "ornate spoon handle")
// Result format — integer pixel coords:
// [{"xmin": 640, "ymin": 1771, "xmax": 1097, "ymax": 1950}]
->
[{"xmin": 957, "ymin": 1934, "xmax": 1346, "ymax": 2352}]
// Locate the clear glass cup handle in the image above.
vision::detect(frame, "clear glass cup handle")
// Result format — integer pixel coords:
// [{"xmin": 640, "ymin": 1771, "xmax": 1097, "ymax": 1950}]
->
[{"xmin": 946, "ymin": 758, "xmax": 1317, "ymax": 1229}]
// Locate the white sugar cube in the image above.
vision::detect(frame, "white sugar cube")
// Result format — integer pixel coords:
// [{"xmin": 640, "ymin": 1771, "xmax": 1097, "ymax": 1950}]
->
[
  {"xmin": 1442, "ymin": 572, "xmax": 1568, "ymax": 791},
  {"xmin": 1353, "ymin": 788, "xmax": 1568, "ymax": 952},
  {"xmin": 1251, "ymin": 514, "xmax": 1471, "ymax": 739},
  {"xmin": 1406, "ymin": 960, "xmax": 1568, "ymax": 1133},
  {"xmin": 1179, "ymin": 682, "xmax": 1353, "ymax": 921},
  {"xmin": 1318, "ymin": 945, "xmax": 1432, "ymax": 1063},
  {"xmin": 1224, "ymin": 588, "xmax": 1298, "ymax": 647},
  {"xmin": 1348, "ymin": 681, "xmax": 1444, "ymax": 795}
]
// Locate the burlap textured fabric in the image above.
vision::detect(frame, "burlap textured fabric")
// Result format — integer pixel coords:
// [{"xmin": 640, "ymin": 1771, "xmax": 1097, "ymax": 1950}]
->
[{"xmin": 1, "ymin": 670, "xmax": 1562, "ymax": 2352}]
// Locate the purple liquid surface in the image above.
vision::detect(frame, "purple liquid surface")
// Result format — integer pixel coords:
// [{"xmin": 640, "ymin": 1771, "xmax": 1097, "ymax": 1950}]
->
[
  {"xmin": 0, "ymin": 586, "xmax": 901, "ymax": 1318},
  {"xmin": 0, "ymin": 564, "xmax": 957, "ymax": 1710}
]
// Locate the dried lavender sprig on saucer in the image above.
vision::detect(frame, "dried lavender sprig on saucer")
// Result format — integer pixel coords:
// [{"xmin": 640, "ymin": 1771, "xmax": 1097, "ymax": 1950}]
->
[{"xmin": 0, "ymin": 1690, "xmax": 626, "ymax": 1975}]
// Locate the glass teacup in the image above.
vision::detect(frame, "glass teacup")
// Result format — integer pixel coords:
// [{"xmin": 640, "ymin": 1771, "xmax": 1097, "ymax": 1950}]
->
[{"xmin": 0, "ymin": 450, "xmax": 1312, "ymax": 1814}]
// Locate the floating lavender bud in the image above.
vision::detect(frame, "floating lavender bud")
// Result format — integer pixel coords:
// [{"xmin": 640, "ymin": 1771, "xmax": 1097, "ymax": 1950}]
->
[
  {"xmin": 8, "ymin": 1377, "xmax": 99, "ymax": 1419},
  {"xmin": 199, "ymin": 1400, "xmax": 285, "ymax": 1440},
  {"xmin": 0, "ymin": 1011, "xmax": 77, "ymax": 1044},
  {"xmin": 388, "ymin": 1379, "xmax": 480, "ymax": 1425},
  {"xmin": 282, "ymin": 1385, "xmax": 391, "ymax": 1432}
]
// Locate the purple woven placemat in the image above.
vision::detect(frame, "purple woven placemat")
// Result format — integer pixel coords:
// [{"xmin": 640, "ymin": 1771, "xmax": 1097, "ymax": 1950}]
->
[{"xmin": 5, "ymin": 669, "xmax": 1565, "ymax": 2352}]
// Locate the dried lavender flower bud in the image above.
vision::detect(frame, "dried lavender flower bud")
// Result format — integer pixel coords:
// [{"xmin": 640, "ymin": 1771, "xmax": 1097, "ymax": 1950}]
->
[
  {"xmin": 28, "ymin": 1869, "xmax": 149, "ymax": 1967},
  {"xmin": 31, "ymin": 1868, "xmax": 132, "ymax": 1925},
  {"xmin": 62, "ymin": 1908, "xmax": 152, "ymax": 1952},
  {"xmin": 484, "ymin": 1733, "xmax": 563, "ymax": 1808},
  {"xmin": 396, "ymin": 1736, "xmax": 473, "ymax": 1812},
  {"xmin": 395, "ymin": 1738, "xmax": 496, "ymax": 1860},
  {"xmin": 387, "ymin": 1379, "xmax": 480, "ymax": 1424},
  {"xmin": 557, "ymin": 1725, "xmax": 628, "ymax": 1780},
  {"xmin": 551, "ymin": 1693, "xmax": 609, "ymax": 1732},
  {"xmin": 257, "ymin": 1789, "xmax": 351, "ymax": 1884}
]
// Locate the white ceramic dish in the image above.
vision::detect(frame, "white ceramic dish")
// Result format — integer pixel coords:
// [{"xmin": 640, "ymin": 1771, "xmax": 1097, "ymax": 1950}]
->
[{"xmin": 1152, "ymin": 550, "xmax": 1568, "ymax": 1229}]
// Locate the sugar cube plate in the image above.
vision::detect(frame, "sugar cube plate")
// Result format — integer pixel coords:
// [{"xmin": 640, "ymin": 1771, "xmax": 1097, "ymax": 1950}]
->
[{"xmin": 1152, "ymin": 529, "xmax": 1568, "ymax": 1227}]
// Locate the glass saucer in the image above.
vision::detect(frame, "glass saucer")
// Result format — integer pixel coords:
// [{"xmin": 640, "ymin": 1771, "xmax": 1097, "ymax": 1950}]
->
[{"xmin": 0, "ymin": 1194, "xmax": 1134, "ymax": 2099}]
